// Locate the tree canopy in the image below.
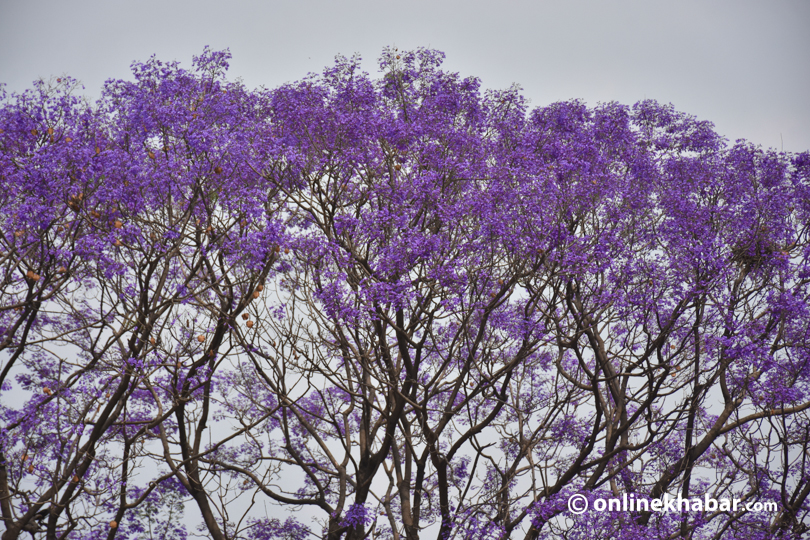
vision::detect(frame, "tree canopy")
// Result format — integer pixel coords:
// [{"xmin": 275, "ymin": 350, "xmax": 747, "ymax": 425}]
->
[{"xmin": 1, "ymin": 47, "xmax": 809, "ymax": 540}]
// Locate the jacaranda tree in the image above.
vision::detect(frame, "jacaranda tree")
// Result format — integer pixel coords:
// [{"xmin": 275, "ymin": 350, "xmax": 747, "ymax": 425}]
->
[{"xmin": 1, "ymin": 47, "xmax": 808, "ymax": 540}]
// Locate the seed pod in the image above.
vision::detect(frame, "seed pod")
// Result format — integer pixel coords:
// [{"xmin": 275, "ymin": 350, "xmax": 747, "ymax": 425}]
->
[
  {"xmin": 148, "ymin": 151, "xmax": 155, "ymax": 160},
  {"xmin": 197, "ymin": 335, "xmax": 205, "ymax": 343},
  {"xmin": 65, "ymin": 137, "xmax": 72, "ymax": 142},
  {"xmin": 95, "ymin": 146, "xmax": 100, "ymax": 155},
  {"xmin": 214, "ymin": 166, "xmax": 223, "ymax": 174},
  {"xmin": 274, "ymin": 245, "xmax": 280, "ymax": 253},
  {"xmin": 47, "ymin": 127, "xmax": 54, "ymax": 136},
  {"xmin": 241, "ymin": 313, "xmax": 249, "ymax": 320},
  {"xmin": 150, "ymin": 337, "xmax": 156, "ymax": 345},
  {"xmin": 246, "ymin": 321, "xmax": 254, "ymax": 328},
  {"xmin": 43, "ymin": 387, "xmax": 51, "ymax": 395},
  {"xmin": 28, "ymin": 465, "xmax": 34, "ymax": 473},
  {"xmin": 109, "ymin": 521, "xmax": 118, "ymax": 529},
  {"xmin": 394, "ymin": 164, "xmax": 401, "ymax": 171},
  {"xmin": 284, "ymin": 248, "xmax": 290, "ymax": 254},
  {"xmin": 72, "ymin": 475, "xmax": 80, "ymax": 483},
  {"xmin": 114, "ymin": 220, "xmax": 123, "ymax": 228},
  {"xmin": 256, "ymin": 284, "xmax": 263, "ymax": 292},
  {"xmin": 31, "ymin": 129, "xmax": 38, "ymax": 136},
  {"xmin": 163, "ymin": 145, "xmax": 169, "ymax": 152},
  {"xmin": 113, "ymin": 239, "xmax": 122, "ymax": 247},
  {"xmin": 252, "ymin": 291, "xmax": 260, "ymax": 299}
]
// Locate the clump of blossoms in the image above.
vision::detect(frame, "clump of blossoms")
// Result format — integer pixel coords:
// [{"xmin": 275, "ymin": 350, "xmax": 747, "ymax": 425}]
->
[{"xmin": 1, "ymin": 47, "xmax": 808, "ymax": 540}]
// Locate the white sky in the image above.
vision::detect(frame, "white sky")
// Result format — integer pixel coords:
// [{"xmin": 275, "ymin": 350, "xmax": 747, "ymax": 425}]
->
[{"xmin": 1, "ymin": 0, "xmax": 808, "ymax": 153}]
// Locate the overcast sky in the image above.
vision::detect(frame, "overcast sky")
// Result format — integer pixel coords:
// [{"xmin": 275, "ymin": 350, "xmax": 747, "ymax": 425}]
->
[{"xmin": 1, "ymin": 0, "xmax": 808, "ymax": 152}]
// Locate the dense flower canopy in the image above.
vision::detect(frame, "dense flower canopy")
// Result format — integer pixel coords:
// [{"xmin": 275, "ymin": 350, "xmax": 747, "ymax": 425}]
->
[{"xmin": 1, "ymin": 47, "xmax": 809, "ymax": 540}]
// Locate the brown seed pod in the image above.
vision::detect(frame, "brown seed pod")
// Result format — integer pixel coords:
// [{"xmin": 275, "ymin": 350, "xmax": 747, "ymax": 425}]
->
[
  {"xmin": 95, "ymin": 146, "xmax": 100, "ymax": 155},
  {"xmin": 256, "ymin": 284, "xmax": 264, "ymax": 292},
  {"xmin": 252, "ymin": 291, "xmax": 260, "ymax": 299},
  {"xmin": 31, "ymin": 129, "xmax": 38, "ymax": 136},
  {"xmin": 396, "ymin": 55, "xmax": 401, "ymax": 59},
  {"xmin": 394, "ymin": 164, "xmax": 401, "ymax": 171},
  {"xmin": 28, "ymin": 465, "xmax": 34, "ymax": 473},
  {"xmin": 274, "ymin": 245, "xmax": 281, "ymax": 253},
  {"xmin": 43, "ymin": 387, "xmax": 51, "ymax": 395},
  {"xmin": 197, "ymin": 335, "xmax": 205, "ymax": 343},
  {"xmin": 113, "ymin": 239, "xmax": 122, "ymax": 247},
  {"xmin": 72, "ymin": 475, "xmax": 80, "ymax": 483},
  {"xmin": 246, "ymin": 320, "xmax": 254, "ymax": 328},
  {"xmin": 109, "ymin": 521, "xmax": 118, "ymax": 529},
  {"xmin": 47, "ymin": 127, "xmax": 54, "ymax": 136},
  {"xmin": 150, "ymin": 337, "xmax": 156, "ymax": 345},
  {"xmin": 214, "ymin": 166, "xmax": 223, "ymax": 174},
  {"xmin": 163, "ymin": 145, "xmax": 169, "ymax": 152},
  {"xmin": 114, "ymin": 220, "xmax": 123, "ymax": 229},
  {"xmin": 241, "ymin": 313, "xmax": 249, "ymax": 320},
  {"xmin": 148, "ymin": 151, "xmax": 155, "ymax": 160},
  {"xmin": 284, "ymin": 248, "xmax": 290, "ymax": 254},
  {"xmin": 65, "ymin": 137, "xmax": 73, "ymax": 142}
]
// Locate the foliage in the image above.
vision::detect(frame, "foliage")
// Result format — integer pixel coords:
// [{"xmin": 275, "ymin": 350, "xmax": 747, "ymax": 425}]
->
[{"xmin": 1, "ymin": 47, "xmax": 809, "ymax": 540}]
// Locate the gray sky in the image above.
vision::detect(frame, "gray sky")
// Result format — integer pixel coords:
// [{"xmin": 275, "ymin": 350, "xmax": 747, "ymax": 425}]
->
[{"xmin": 1, "ymin": 0, "xmax": 808, "ymax": 152}]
